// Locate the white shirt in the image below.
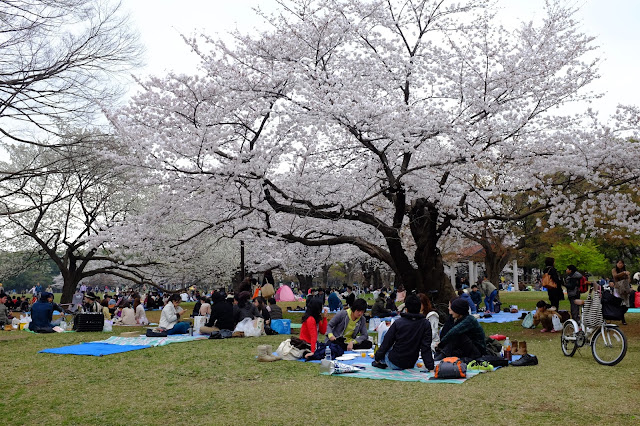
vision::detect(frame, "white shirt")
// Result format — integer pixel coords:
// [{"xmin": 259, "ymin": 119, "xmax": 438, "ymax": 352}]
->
[{"xmin": 159, "ymin": 303, "xmax": 179, "ymax": 330}]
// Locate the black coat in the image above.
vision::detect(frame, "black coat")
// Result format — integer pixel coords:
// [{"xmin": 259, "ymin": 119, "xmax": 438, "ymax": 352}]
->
[
  {"xmin": 544, "ymin": 266, "xmax": 565, "ymax": 301},
  {"xmin": 206, "ymin": 301, "xmax": 235, "ymax": 330},
  {"xmin": 375, "ymin": 312, "xmax": 434, "ymax": 370}
]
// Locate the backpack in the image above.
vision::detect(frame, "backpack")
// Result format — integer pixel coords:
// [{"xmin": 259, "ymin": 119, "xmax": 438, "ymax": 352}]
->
[
  {"xmin": 521, "ymin": 311, "xmax": 535, "ymax": 329},
  {"xmin": 541, "ymin": 273, "xmax": 556, "ymax": 289},
  {"xmin": 579, "ymin": 276, "xmax": 588, "ymax": 293},
  {"xmin": 433, "ymin": 357, "xmax": 467, "ymax": 379}
]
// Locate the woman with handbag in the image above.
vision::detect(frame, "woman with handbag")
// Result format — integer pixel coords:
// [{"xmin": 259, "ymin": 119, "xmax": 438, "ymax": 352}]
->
[
  {"xmin": 612, "ymin": 260, "xmax": 631, "ymax": 325},
  {"xmin": 543, "ymin": 257, "xmax": 563, "ymax": 310}
]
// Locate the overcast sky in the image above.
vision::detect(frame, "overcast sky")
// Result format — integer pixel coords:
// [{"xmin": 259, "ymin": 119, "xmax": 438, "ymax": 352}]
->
[{"xmin": 123, "ymin": 0, "xmax": 640, "ymax": 118}]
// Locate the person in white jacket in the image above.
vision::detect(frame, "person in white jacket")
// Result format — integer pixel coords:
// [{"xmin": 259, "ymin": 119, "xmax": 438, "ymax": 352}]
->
[
  {"xmin": 134, "ymin": 297, "xmax": 149, "ymax": 325},
  {"xmin": 159, "ymin": 294, "xmax": 189, "ymax": 334},
  {"xmin": 418, "ymin": 293, "xmax": 440, "ymax": 352}
]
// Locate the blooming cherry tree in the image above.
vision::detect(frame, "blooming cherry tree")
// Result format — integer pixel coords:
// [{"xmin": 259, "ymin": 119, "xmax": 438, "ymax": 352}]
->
[{"xmin": 112, "ymin": 0, "xmax": 640, "ymax": 300}]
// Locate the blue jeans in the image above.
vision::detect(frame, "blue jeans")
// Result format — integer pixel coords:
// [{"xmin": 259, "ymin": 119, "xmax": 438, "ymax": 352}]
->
[
  {"xmin": 385, "ymin": 352, "xmax": 403, "ymax": 370},
  {"xmin": 166, "ymin": 322, "xmax": 190, "ymax": 335},
  {"xmin": 485, "ymin": 290, "xmax": 498, "ymax": 313}
]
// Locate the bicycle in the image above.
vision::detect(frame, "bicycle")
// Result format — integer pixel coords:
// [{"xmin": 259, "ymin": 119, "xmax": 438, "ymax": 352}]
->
[{"xmin": 560, "ymin": 288, "xmax": 627, "ymax": 366}]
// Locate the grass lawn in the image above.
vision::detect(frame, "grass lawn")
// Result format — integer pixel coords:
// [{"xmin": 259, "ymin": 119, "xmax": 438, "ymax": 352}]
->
[{"xmin": 1, "ymin": 292, "xmax": 639, "ymax": 425}]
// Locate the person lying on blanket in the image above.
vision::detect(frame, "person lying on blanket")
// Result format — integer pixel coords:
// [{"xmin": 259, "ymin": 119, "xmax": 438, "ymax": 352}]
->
[
  {"xmin": 434, "ymin": 297, "xmax": 487, "ymax": 361},
  {"xmin": 325, "ymin": 298, "xmax": 372, "ymax": 351},
  {"xmin": 372, "ymin": 294, "xmax": 434, "ymax": 371}
]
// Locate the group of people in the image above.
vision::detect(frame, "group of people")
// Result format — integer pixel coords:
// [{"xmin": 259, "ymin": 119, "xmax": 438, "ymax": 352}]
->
[
  {"xmin": 294, "ymin": 290, "xmax": 488, "ymax": 372},
  {"xmin": 542, "ymin": 257, "xmax": 636, "ymax": 325}
]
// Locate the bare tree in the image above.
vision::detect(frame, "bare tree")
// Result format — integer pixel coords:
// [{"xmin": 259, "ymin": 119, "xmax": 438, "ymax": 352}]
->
[{"xmin": 0, "ymin": 0, "xmax": 142, "ymax": 148}]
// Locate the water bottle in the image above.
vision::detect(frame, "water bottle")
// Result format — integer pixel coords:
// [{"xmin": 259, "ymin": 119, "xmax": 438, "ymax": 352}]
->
[
  {"xmin": 325, "ymin": 345, "xmax": 332, "ymax": 360},
  {"xmin": 504, "ymin": 337, "xmax": 511, "ymax": 361}
]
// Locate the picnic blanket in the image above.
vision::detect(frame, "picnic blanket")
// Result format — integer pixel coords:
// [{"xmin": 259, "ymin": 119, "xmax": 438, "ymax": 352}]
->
[
  {"xmin": 627, "ymin": 308, "xmax": 640, "ymax": 313},
  {"xmin": 39, "ymin": 335, "xmax": 207, "ymax": 356},
  {"xmin": 476, "ymin": 311, "xmax": 528, "ymax": 323},
  {"xmin": 40, "ymin": 342, "xmax": 151, "ymax": 356},
  {"xmin": 94, "ymin": 335, "xmax": 207, "ymax": 347},
  {"xmin": 320, "ymin": 365, "xmax": 484, "ymax": 384}
]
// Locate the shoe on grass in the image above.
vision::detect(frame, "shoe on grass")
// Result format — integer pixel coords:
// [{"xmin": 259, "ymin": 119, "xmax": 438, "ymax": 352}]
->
[
  {"xmin": 467, "ymin": 360, "xmax": 493, "ymax": 371},
  {"xmin": 511, "ymin": 354, "xmax": 538, "ymax": 367}
]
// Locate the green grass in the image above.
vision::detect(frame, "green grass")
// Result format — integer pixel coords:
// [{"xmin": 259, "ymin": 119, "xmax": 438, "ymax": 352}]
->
[{"xmin": 1, "ymin": 292, "xmax": 639, "ymax": 425}]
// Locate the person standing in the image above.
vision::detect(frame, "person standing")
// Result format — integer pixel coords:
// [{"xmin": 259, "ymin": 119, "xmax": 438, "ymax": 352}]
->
[
  {"xmin": 564, "ymin": 265, "xmax": 582, "ymax": 322},
  {"xmin": 612, "ymin": 259, "xmax": 631, "ymax": 325},
  {"xmin": 543, "ymin": 257, "xmax": 564, "ymax": 310},
  {"xmin": 479, "ymin": 275, "xmax": 498, "ymax": 313}
]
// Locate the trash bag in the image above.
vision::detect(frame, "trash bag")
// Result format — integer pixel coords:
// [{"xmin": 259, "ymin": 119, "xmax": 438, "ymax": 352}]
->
[{"xmin": 233, "ymin": 317, "xmax": 262, "ymax": 337}]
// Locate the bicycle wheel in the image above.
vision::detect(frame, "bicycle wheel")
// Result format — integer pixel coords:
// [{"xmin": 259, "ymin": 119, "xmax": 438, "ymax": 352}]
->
[
  {"xmin": 561, "ymin": 321, "xmax": 578, "ymax": 357},
  {"xmin": 591, "ymin": 327, "xmax": 627, "ymax": 366}
]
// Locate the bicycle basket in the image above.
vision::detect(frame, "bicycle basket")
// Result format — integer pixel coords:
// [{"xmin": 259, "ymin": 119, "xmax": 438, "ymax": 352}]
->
[{"xmin": 582, "ymin": 288, "xmax": 603, "ymax": 328}]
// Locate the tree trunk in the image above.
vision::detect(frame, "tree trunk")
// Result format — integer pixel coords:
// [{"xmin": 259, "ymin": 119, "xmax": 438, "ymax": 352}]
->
[
  {"xmin": 400, "ymin": 199, "xmax": 455, "ymax": 304},
  {"xmin": 60, "ymin": 273, "xmax": 80, "ymax": 304},
  {"xmin": 482, "ymin": 243, "xmax": 511, "ymax": 289},
  {"xmin": 321, "ymin": 264, "xmax": 330, "ymax": 288},
  {"xmin": 296, "ymin": 274, "xmax": 314, "ymax": 292}
]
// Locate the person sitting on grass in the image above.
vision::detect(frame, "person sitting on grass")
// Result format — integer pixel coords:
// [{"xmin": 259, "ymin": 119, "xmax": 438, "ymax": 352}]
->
[
  {"xmin": 233, "ymin": 291, "xmax": 260, "ymax": 325},
  {"xmin": 327, "ymin": 288, "xmax": 342, "ymax": 312},
  {"xmin": 371, "ymin": 293, "xmax": 394, "ymax": 318},
  {"xmin": 114, "ymin": 301, "xmax": 136, "ymax": 325},
  {"xmin": 469, "ymin": 285, "xmax": 482, "ymax": 312},
  {"xmin": 299, "ymin": 298, "xmax": 328, "ymax": 359},
  {"xmin": 533, "ymin": 300, "xmax": 559, "ymax": 332},
  {"xmin": 200, "ymin": 291, "xmax": 234, "ymax": 335},
  {"xmin": 81, "ymin": 292, "xmax": 102, "ymax": 313},
  {"xmin": 28, "ymin": 292, "xmax": 61, "ymax": 333},
  {"xmin": 0, "ymin": 293, "xmax": 12, "ymax": 328},
  {"xmin": 268, "ymin": 298, "xmax": 283, "ymax": 320},
  {"xmin": 158, "ymin": 294, "xmax": 190, "ymax": 335},
  {"xmin": 434, "ymin": 297, "xmax": 486, "ymax": 361},
  {"xmin": 372, "ymin": 294, "xmax": 434, "ymax": 371},
  {"xmin": 134, "ymin": 297, "xmax": 149, "ymax": 325},
  {"xmin": 326, "ymin": 298, "xmax": 372, "ymax": 351},
  {"xmin": 253, "ymin": 296, "xmax": 270, "ymax": 325}
]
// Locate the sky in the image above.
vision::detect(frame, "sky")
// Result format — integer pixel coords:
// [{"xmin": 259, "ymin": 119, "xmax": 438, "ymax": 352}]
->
[{"xmin": 123, "ymin": 0, "xmax": 640, "ymax": 118}]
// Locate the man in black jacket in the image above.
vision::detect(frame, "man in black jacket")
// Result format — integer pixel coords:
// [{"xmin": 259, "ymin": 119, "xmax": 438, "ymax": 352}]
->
[
  {"xmin": 199, "ymin": 291, "xmax": 235, "ymax": 334},
  {"xmin": 372, "ymin": 294, "xmax": 434, "ymax": 371}
]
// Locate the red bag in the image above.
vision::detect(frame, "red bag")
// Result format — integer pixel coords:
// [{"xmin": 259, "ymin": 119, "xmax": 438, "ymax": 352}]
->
[
  {"xmin": 579, "ymin": 276, "xmax": 588, "ymax": 293},
  {"xmin": 635, "ymin": 292, "xmax": 640, "ymax": 309}
]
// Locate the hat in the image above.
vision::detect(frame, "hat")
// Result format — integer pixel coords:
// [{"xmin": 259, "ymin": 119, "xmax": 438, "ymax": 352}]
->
[
  {"xmin": 450, "ymin": 298, "xmax": 470, "ymax": 316},
  {"xmin": 108, "ymin": 299, "xmax": 117, "ymax": 307},
  {"xmin": 85, "ymin": 291, "xmax": 99, "ymax": 300}
]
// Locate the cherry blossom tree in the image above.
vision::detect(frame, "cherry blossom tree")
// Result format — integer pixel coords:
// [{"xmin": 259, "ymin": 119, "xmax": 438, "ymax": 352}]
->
[{"xmin": 112, "ymin": 0, "xmax": 640, "ymax": 302}]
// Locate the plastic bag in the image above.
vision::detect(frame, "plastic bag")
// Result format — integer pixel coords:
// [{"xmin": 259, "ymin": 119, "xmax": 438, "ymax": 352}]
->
[
  {"xmin": 193, "ymin": 316, "xmax": 207, "ymax": 334},
  {"xmin": 102, "ymin": 320, "xmax": 113, "ymax": 332},
  {"xmin": 376, "ymin": 321, "xmax": 390, "ymax": 345},
  {"xmin": 368, "ymin": 317, "xmax": 381, "ymax": 331},
  {"xmin": 521, "ymin": 312, "xmax": 535, "ymax": 329},
  {"xmin": 552, "ymin": 314, "xmax": 562, "ymax": 331},
  {"xmin": 233, "ymin": 317, "xmax": 263, "ymax": 337}
]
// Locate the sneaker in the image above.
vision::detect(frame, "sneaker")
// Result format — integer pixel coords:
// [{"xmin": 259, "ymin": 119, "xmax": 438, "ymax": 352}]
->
[
  {"xmin": 467, "ymin": 360, "xmax": 493, "ymax": 371},
  {"xmin": 540, "ymin": 329, "xmax": 548, "ymax": 333},
  {"xmin": 511, "ymin": 354, "xmax": 538, "ymax": 367},
  {"xmin": 371, "ymin": 360, "xmax": 387, "ymax": 369}
]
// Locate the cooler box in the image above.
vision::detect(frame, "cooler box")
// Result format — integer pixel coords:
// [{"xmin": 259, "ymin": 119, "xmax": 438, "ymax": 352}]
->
[
  {"xmin": 73, "ymin": 313, "xmax": 105, "ymax": 332},
  {"xmin": 271, "ymin": 319, "xmax": 291, "ymax": 334}
]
